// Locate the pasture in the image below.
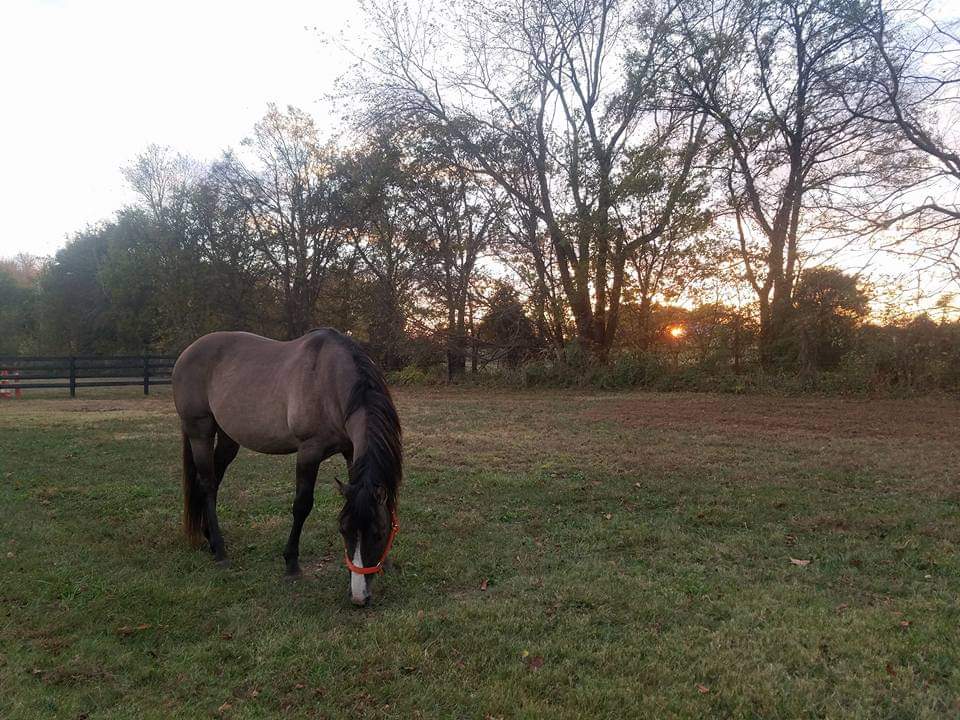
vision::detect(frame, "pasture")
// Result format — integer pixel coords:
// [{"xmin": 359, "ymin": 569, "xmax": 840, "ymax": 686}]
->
[{"xmin": 1, "ymin": 388, "xmax": 959, "ymax": 718}]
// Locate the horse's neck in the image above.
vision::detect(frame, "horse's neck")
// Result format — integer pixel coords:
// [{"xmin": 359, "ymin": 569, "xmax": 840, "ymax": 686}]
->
[{"xmin": 344, "ymin": 407, "xmax": 368, "ymax": 469}]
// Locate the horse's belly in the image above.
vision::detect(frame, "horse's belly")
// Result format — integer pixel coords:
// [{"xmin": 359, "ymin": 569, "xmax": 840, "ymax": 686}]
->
[
  {"xmin": 223, "ymin": 426, "xmax": 299, "ymax": 455},
  {"xmin": 209, "ymin": 393, "xmax": 299, "ymax": 455}
]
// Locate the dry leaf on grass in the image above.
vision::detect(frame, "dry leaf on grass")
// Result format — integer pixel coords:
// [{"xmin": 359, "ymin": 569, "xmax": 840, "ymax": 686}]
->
[{"xmin": 789, "ymin": 557, "xmax": 811, "ymax": 567}]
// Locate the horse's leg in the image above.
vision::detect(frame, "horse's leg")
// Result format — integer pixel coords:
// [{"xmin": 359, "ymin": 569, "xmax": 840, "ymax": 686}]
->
[
  {"xmin": 202, "ymin": 430, "xmax": 240, "ymax": 546},
  {"xmin": 283, "ymin": 450, "xmax": 320, "ymax": 578},
  {"xmin": 189, "ymin": 435, "xmax": 228, "ymax": 565},
  {"xmin": 214, "ymin": 430, "xmax": 240, "ymax": 488}
]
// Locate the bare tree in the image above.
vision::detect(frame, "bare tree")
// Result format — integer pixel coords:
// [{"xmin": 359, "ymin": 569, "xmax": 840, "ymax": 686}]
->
[
  {"xmin": 123, "ymin": 144, "xmax": 197, "ymax": 224},
  {"xmin": 340, "ymin": 132, "xmax": 422, "ymax": 369},
  {"xmin": 676, "ymin": 0, "xmax": 887, "ymax": 363},
  {"xmin": 351, "ymin": 0, "xmax": 708, "ymax": 359},
  {"xmin": 842, "ymin": 1, "xmax": 960, "ymax": 282},
  {"xmin": 406, "ymin": 131, "xmax": 504, "ymax": 379},
  {"xmin": 500, "ymin": 196, "xmax": 569, "ymax": 355},
  {"xmin": 216, "ymin": 105, "xmax": 348, "ymax": 337}
]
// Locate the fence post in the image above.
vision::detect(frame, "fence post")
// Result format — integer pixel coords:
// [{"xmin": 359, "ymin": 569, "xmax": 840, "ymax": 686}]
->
[
  {"xmin": 69, "ymin": 356, "xmax": 76, "ymax": 398},
  {"xmin": 143, "ymin": 356, "xmax": 150, "ymax": 396}
]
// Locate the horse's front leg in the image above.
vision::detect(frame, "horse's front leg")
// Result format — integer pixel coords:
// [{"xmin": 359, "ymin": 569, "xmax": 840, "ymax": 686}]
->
[{"xmin": 283, "ymin": 452, "xmax": 320, "ymax": 577}]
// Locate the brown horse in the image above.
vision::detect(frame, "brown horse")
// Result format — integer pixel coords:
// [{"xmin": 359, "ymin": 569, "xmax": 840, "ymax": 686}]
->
[{"xmin": 172, "ymin": 328, "xmax": 402, "ymax": 606}]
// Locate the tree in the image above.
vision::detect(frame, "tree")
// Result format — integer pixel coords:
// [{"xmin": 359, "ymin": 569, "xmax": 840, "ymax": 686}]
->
[
  {"xmin": 791, "ymin": 266, "xmax": 869, "ymax": 369},
  {"xmin": 352, "ymin": 0, "xmax": 709, "ymax": 359},
  {"xmin": 676, "ymin": 0, "xmax": 886, "ymax": 365},
  {"xmin": 36, "ymin": 225, "xmax": 126, "ymax": 353},
  {"xmin": 405, "ymin": 131, "xmax": 503, "ymax": 379},
  {"xmin": 340, "ymin": 132, "xmax": 422, "ymax": 369},
  {"xmin": 123, "ymin": 148, "xmax": 272, "ymax": 347},
  {"xmin": 477, "ymin": 282, "xmax": 539, "ymax": 366},
  {"xmin": 0, "ymin": 255, "xmax": 41, "ymax": 354},
  {"xmin": 842, "ymin": 1, "xmax": 960, "ymax": 283},
  {"xmin": 122, "ymin": 144, "xmax": 196, "ymax": 224},
  {"xmin": 216, "ymin": 105, "xmax": 349, "ymax": 338},
  {"xmin": 499, "ymin": 195, "xmax": 569, "ymax": 355}
]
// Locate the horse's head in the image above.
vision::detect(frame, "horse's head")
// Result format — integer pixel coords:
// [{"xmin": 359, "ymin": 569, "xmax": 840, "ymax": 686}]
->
[{"xmin": 338, "ymin": 481, "xmax": 398, "ymax": 607}]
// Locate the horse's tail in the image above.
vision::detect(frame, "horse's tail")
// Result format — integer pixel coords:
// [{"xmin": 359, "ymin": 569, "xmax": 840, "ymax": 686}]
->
[{"xmin": 182, "ymin": 432, "xmax": 206, "ymax": 547}]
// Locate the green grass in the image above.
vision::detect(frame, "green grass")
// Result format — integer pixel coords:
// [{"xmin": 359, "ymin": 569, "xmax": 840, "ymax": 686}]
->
[{"xmin": 1, "ymin": 388, "xmax": 959, "ymax": 718}]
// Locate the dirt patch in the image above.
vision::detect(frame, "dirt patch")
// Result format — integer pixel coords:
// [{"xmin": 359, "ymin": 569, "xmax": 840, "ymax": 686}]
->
[
  {"xmin": 0, "ymin": 396, "xmax": 174, "ymax": 426},
  {"xmin": 581, "ymin": 393, "xmax": 960, "ymax": 442},
  {"xmin": 391, "ymin": 389, "xmax": 960, "ymax": 495}
]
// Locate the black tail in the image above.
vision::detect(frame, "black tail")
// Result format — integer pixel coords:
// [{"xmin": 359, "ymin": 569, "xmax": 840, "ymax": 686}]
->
[{"xmin": 182, "ymin": 432, "xmax": 206, "ymax": 547}]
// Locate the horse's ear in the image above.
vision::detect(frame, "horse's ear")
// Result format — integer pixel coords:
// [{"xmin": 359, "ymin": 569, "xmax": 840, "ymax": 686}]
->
[{"xmin": 335, "ymin": 478, "xmax": 347, "ymax": 497}]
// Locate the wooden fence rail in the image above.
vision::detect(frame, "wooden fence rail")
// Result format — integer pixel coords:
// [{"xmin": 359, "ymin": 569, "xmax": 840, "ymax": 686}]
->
[{"xmin": 0, "ymin": 355, "xmax": 177, "ymax": 397}]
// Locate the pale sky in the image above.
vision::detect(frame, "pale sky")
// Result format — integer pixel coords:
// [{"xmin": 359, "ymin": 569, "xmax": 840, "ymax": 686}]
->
[{"xmin": 0, "ymin": 0, "xmax": 356, "ymax": 257}]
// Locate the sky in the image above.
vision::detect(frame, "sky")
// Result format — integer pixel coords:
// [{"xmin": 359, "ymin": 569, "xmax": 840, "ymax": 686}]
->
[{"xmin": 0, "ymin": 0, "xmax": 356, "ymax": 257}]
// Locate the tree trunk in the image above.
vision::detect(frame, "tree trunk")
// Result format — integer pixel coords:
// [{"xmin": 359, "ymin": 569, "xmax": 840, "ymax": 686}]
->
[{"xmin": 447, "ymin": 303, "xmax": 467, "ymax": 381}]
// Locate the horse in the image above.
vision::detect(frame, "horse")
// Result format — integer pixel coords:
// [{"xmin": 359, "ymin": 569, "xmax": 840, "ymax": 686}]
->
[{"xmin": 172, "ymin": 328, "xmax": 402, "ymax": 606}]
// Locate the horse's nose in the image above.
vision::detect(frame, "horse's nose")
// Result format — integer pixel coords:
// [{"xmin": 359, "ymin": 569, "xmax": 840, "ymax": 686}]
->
[{"xmin": 351, "ymin": 593, "xmax": 371, "ymax": 608}]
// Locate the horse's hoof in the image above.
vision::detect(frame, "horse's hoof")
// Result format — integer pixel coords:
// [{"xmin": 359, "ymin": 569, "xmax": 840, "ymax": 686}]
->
[
  {"xmin": 214, "ymin": 557, "xmax": 230, "ymax": 569},
  {"xmin": 284, "ymin": 568, "xmax": 303, "ymax": 581}
]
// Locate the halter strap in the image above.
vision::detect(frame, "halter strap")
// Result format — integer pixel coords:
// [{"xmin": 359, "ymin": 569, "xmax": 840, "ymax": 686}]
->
[{"xmin": 343, "ymin": 508, "xmax": 399, "ymax": 575}]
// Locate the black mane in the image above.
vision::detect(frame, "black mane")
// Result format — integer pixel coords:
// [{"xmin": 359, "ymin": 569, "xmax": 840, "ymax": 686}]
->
[{"xmin": 333, "ymin": 332, "xmax": 402, "ymax": 529}]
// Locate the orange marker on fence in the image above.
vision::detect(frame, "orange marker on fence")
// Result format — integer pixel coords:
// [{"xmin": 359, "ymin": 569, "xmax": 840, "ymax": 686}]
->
[{"xmin": 0, "ymin": 368, "xmax": 21, "ymax": 399}]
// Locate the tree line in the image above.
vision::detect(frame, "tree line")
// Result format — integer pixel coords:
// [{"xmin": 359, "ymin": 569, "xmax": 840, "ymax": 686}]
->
[{"xmin": 1, "ymin": 0, "xmax": 958, "ymax": 388}]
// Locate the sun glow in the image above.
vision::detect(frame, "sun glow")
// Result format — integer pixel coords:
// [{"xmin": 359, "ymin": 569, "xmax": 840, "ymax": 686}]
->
[{"xmin": 668, "ymin": 324, "xmax": 686, "ymax": 339}]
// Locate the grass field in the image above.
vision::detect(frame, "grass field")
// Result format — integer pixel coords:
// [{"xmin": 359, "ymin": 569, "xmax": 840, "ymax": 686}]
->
[{"xmin": 1, "ymin": 388, "xmax": 959, "ymax": 719}]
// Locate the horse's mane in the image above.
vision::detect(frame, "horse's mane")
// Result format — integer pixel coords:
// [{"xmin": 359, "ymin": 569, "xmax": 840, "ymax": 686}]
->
[{"xmin": 333, "ymin": 332, "xmax": 402, "ymax": 529}]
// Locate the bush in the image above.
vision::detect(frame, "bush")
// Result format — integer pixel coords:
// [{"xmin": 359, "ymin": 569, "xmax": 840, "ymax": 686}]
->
[
  {"xmin": 387, "ymin": 365, "xmax": 435, "ymax": 386},
  {"xmin": 381, "ymin": 320, "xmax": 960, "ymax": 397}
]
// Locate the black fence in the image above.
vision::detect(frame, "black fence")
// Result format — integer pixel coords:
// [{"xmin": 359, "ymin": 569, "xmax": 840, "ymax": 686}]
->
[{"xmin": 0, "ymin": 355, "xmax": 177, "ymax": 397}]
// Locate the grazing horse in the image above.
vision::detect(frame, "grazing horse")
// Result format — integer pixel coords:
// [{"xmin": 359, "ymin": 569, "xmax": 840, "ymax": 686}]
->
[{"xmin": 172, "ymin": 328, "xmax": 402, "ymax": 606}]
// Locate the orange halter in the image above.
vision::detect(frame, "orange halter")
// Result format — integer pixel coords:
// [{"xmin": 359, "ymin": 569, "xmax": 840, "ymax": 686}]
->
[{"xmin": 343, "ymin": 508, "xmax": 399, "ymax": 575}]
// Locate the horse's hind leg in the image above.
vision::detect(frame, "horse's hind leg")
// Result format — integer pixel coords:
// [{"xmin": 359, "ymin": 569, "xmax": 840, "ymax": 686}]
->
[
  {"xmin": 189, "ymin": 435, "xmax": 229, "ymax": 565},
  {"xmin": 283, "ymin": 451, "xmax": 320, "ymax": 577},
  {"xmin": 196, "ymin": 430, "xmax": 239, "ymax": 545},
  {"xmin": 214, "ymin": 430, "xmax": 240, "ymax": 487}
]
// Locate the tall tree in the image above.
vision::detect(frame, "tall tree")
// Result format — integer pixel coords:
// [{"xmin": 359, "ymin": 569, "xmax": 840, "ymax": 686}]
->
[
  {"xmin": 123, "ymin": 147, "xmax": 271, "ymax": 347},
  {"xmin": 340, "ymin": 132, "xmax": 422, "ymax": 369},
  {"xmin": 842, "ymin": 1, "xmax": 960, "ymax": 283},
  {"xmin": 216, "ymin": 105, "xmax": 348, "ymax": 338},
  {"xmin": 406, "ymin": 132, "xmax": 503, "ymax": 379},
  {"xmin": 353, "ymin": 0, "xmax": 708, "ymax": 359},
  {"xmin": 676, "ymin": 0, "xmax": 885, "ymax": 364}
]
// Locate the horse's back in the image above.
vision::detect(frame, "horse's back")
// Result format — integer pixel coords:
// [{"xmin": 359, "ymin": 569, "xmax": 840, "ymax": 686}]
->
[
  {"xmin": 173, "ymin": 330, "xmax": 351, "ymax": 454},
  {"xmin": 174, "ymin": 331, "xmax": 279, "ymax": 409}
]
